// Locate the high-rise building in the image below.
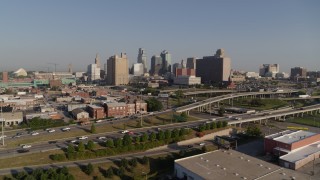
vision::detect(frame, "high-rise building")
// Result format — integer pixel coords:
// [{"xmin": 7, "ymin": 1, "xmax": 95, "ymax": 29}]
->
[
  {"xmin": 150, "ymin": 55, "xmax": 162, "ymax": 76},
  {"xmin": 106, "ymin": 53, "xmax": 129, "ymax": 85},
  {"xmin": 160, "ymin": 50, "xmax": 171, "ymax": 74},
  {"xmin": 87, "ymin": 64, "xmax": 100, "ymax": 82},
  {"xmin": 95, "ymin": 53, "xmax": 101, "ymax": 68},
  {"xmin": 172, "ymin": 63, "xmax": 182, "ymax": 77},
  {"xmin": 186, "ymin": 57, "xmax": 197, "ymax": 70},
  {"xmin": 133, "ymin": 63, "xmax": 144, "ymax": 76},
  {"xmin": 2, "ymin": 72, "xmax": 8, "ymax": 83},
  {"xmin": 196, "ymin": 49, "xmax": 231, "ymax": 83},
  {"xmin": 137, "ymin": 48, "xmax": 147, "ymax": 73},
  {"xmin": 181, "ymin": 59, "xmax": 186, "ymax": 68},
  {"xmin": 259, "ymin": 64, "xmax": 279, "ymax": 77},
  {"xmin": 290, "ymin": 67, "xmax": 307, "ymax": 80}
]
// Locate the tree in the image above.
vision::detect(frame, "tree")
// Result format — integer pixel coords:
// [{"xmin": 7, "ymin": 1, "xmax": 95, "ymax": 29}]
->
[
  {"xmin": 135, "ymin": 136, "xmax": 141, "ymax": 143},
  {"xmin": 164, "ymin": 129, "xmax": 171, "ymax": 139},
  {"xmin": 149, "ymin": 132, "xmax": 156, "ymax": 141},
  {"xmin": 106, "ymin": 139, "xmax": 114, "ymax": 148},
  {"xmin": 198, "ymin": 124, "xmax": 205, "ymax": 132},
  {"xmin": 217, "ymin": 121, "xmax": 222, "ymax": 128},
  {"xmin": 145, "ymin": 97, "xmax": 163, "ymax": 111},
  {"xmin": 117, "ymin": 167, "xmax": 125, "ymax": 177},
  {"xmin": 60, "ymin": 166, "xmax": 69, "ymax": 175},
  {"xmin": 77, "ymin": 142, "xmax": 85, "ymax": 152},
  {"xmin": 246, "ymin": 125, "xmax": 262, "ymax": 137},
  {"xmin": 91, "ymin": 123, "xmax": 96, "ymax": 133},
  {"xmin": 120, "ymin": 158, "xmax": 129, "ymax": 168},
  {"xmin": 179, "ymin": 128, "xmax": 187, "ymax": 136},
  {"xmin": 114, "ymin": 138, "xmax": 123, "ymax": 147},
  {"xmin": 211, "ymin": 122, "xmax": 217, "ymax": 129},
  {"xmin": 175, "ymin": 90, "xmax": 184, "ymax": 98},
  {"xmin": 180, "ymin": 112, "xmax": 188, "ymax": 119},
  {"xmin": 218, "ymin": 107, "xmax": 225, "ymax": 117},
  {"xmin": 205, "ymin": 123, "xmax": 211, "ymax": 130},
  {"xmin": 85, "ymin": 163, "xmax": 94, "ymax": 175},
  {"xmin": 222, "ymin": 121, "xmax": 228, "ymax": 127},
  {"xmin": 157, "ymin": 130, "xmax": 165, "ymax": 141},
  {"xmin": 141, "ymin": 156, "xmax": 149, "ymax": 165},
  {"xmin": 106, "ymin": 167, "xmax": 114, "ymax": 178},
  {"xmin": 171, "ymin": 128, "xmax": 179, "ymax": 139},
  {"xmin": 123, "ymin": 134, "xmax": 132, "ymax": 146},
  {"xmin": 86, "ymin": 140, "xmax": 95, "ymax": 150},
  {"xmin": 130, "ymin": 158, "xmax": 138, "ymax": 167},
  {"xmin": 202, "ymin": 146, "xmax": 208, "ymax": 152},
  {"xmin": 141, "ymin": 133, "xmax": 149, "ymax": 142}
]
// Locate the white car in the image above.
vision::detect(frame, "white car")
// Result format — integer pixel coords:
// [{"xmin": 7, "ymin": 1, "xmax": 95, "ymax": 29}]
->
[
  {"xmin": 31, "ymin": 132, "xmax": 39, "ymax": 136},
  {"xmin": 48, "ymin": 129, "xmax": 56, "ymax": 133},
  {"xmin": 121, "ymin": 130, "xmax": 129, "ymax": 134},
  {"xmin": 22, "ymin": 144, "xmax": 32, "ymax": 149},
  {"xmin": 70, "ymin": 140, "xmax": 78, "ymax": 143},
  {"xmin": 95, "ymin": 120, "xmax": 103, "ymax": 123},
  {"xmin": 78, "ymin": 136, "xmax": 88, "ymax": 140},
  {"xmin": 0, "ymin": 135, "xmax": 7, "ymax": 139},
  {"xmin": 62, "ymin": 127, "xmax": 71, "ymax": 131},
  {"xmin": 97, "ymin": 136, "xmax": 106, "ymax": 140},
  {"xmin": 199, "ymin": 142, "xmax": 206, "ymax": 146}
]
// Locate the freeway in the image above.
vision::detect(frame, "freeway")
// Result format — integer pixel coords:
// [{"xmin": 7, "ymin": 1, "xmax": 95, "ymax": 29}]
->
[
  {"xmin": 183, "ymin": 90, "xmax": 235, "ymax": 96},
  {"xmin": 175, "ymin": 90, "xmax": 298, "ymax": 112}
]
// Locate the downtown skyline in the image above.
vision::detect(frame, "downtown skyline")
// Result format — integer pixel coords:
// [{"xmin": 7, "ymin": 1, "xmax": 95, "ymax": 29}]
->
[{"xmin": 0, "ymin": 0, "xmax": 319, "ymax": 73}]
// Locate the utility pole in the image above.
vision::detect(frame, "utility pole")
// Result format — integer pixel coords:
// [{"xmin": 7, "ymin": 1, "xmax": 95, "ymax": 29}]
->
[{"xmin": 48, "ymin": 63, "xmax": 59, "ymax": 72}]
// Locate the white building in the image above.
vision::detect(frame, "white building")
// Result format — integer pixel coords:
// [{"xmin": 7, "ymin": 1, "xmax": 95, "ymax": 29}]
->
[
  {"xmin": 87, "ymin": 64, "xmax": 100, "ymax": 81},
  {"xmin": 1, "ymin": 112, "xmax": 23, "ymax": 126},
  {"xmin": 71, "ymin": 108, "xmax": 89, "ymax": 120},
  {"xmin": 245, "ymin": 72, "xmax": 260, "ymax": 79},
  {"xmin": 173, "ymin": 76, "xmax": 201, "ymax": 85},
  {"xmin": 133, "ymin": 63, "xmax": 144, "ymax": 76},
  {"xmin": 13, "ymin": 68, "xmax": 28, "ymax": 77}
]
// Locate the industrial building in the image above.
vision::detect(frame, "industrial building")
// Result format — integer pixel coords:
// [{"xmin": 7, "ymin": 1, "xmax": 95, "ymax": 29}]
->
[
  {"xmin": 264, "ymin": 130, "xmax": 320, "ymax": 170},
  {"xmin": 175, "ymin": 150, "xmax": 310, "ymax": 180}
]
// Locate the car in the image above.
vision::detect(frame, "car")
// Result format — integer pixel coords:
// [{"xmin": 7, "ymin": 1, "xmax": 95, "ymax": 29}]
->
[
  {"xmin": 31, "ymin": 132, "xmax": 39, "ymax": 136},
  {"xmin": 62, "ymin": 127, "xmax": 71, "ymax": 131},
  {"xmin": 78, "ymin": 136, "xmax": 88, "ymax": 140},
  {"xmin": 70, "ymin": 140, "xmax": 78, "ymax": 143},
  {"xmin": 121, "ymin": 130, "xmax": 129, "ymax": 134},
  {"xmin": 16, "ymin": 132, "xmax": 23, "ymax": 136},
  {"xmin": 22, "ymin": 144, "xmax": 32, "ymax": 149},
  {"xmin": 95, "ymin": 120, "xmax": 103, "ymax": 123},
  {"xmin": 48, "ymin": 141, "xmax": 57, "ymax": 144},
  {"xmin": 17, "ymin": 149, "xmax": 30, "ymax": 153},
  {"xmin": 127, "ymin": 131, "xmax": 134, "ymax": 135},
  {"xmin": 199, "ymin": 142, "xmax": 206, "ymax": 146},
  {"xmin": 48, "ymin": 129, "xmax": 56, "ymax": 133},
  {"xmin": 97, "ymin": 136, "xmax": 107, "ymax": 140},
  {"xmin": 0, "ymin": 135, "xmax": 7, "ymax": 139},
  {"xmin": 187, "ymin": 145, "xmax": 193, "ymax": 148}
]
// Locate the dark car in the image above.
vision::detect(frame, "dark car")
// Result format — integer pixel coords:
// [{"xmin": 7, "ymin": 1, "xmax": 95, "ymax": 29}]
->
[
  {"xmin": 48, "ymin": 141, "xmax": 57, "ymax": 144},
  {"xmin": 17, "ymin": 149, "xmax": 30, "ymax": 153}
]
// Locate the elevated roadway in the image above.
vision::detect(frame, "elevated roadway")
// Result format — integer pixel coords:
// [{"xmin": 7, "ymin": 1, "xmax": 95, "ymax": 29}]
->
[{"xmin": 175, "ymin": 90, "xmax": 298, "ymax": 113}]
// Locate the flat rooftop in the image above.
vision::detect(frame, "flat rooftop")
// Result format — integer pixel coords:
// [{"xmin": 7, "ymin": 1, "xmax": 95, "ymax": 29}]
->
[
  {"xmin": 175, "ymin": 150, "xmax": 310, "ymax": 180},
  {"xmin": 273, "ymin": 130, "xmax": 316, "ymax": 144},
  {"xmin": 280, "ymin": 141, "xmax": 320, "ymax": 163}
]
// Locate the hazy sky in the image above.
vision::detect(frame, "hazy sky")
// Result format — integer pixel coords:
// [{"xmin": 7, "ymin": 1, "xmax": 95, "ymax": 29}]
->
[{"xmin": 0, "ymin": 0, "xmax": 319, "ymax": 73}]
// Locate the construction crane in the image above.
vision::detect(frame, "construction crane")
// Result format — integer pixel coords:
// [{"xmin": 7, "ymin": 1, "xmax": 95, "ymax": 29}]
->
[{"xmin": 48, "ymin": 63, "xmax": 59, "ymax": 72}]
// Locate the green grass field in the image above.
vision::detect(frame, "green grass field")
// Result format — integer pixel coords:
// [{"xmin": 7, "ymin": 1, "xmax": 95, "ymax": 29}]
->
[
  {"xmin": 287, "ymin": 115, "xmax": 320, "ymax": 128},
  {"xmin": 227, "ymin": 98, "xmax": 289, "ymax": 110}
]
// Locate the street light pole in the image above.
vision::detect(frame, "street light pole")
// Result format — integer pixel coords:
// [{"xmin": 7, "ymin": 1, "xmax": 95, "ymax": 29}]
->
[
  {"xmin": 210, "ymin": 85, "xmax": 213, "ymax": 116},
  {"xmin": 140, "ymin": 88, "xmax": 144, "ymax": 127},
  {"xmin": 1, "ymin": 106, "xmax": 4, "ymax": 146}
]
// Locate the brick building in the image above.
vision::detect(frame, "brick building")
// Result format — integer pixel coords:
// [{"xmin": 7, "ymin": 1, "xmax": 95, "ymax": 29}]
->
[
  {"xmin": 86, "ymin": 105, "xmax": 105, "ymax": 119},
  {"xmin": 264, "ymin": 130, "xmax": 320, "ymax": 169},
  {"xmin": 104, "ymin": 102, "xmax": 127, "ymax": 118}
]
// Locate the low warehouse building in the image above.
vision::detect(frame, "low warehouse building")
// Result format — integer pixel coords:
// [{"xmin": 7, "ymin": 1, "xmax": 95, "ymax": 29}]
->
[{"xmin": 175, "ymin": 150, "xmax": 310, "ymax": 180}]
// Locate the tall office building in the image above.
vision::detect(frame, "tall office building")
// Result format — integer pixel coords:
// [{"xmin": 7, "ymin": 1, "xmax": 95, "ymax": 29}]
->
[
  {"xmin": 150, "ymin": 55, "xmax": 162, "ymax": 76},
  {"xmin": 160, "ymin": 50, "xmax": 172, "ymax": 74},
  {"xmin": 186, "ymin": 57, "xmax": 197, "ymax": 70},
  {"xmin": 172, "ymin": 63, "xmax": 182, "ymax": 77},
  {"xmin": 137, "ymin": 48, "xmax": 147, "ymax": 73},
  {"xmin": 106, "ymin": 53, "xmax": 129, "ymax": 85},
  {"xmin": 95, "ymin": 53, "xmax": 101, "ymax": 68},
  {"xmin": 259, "ymin": 64, "xmax": 279, "ymax": 77},
  {"xmin": 87, "ymin": 64, "xmax": 100, "ymax": 82},
  {"xmin": 196, "ymin": 49, "xmax": 231, "ymax": 83},
  {"xmin": 181, "ymin": 59, "xmax": 186, "ymax": 68},
  {"xmin": 133, "ymin": 63, "xmax": 144, "ymax": 76},
  {"xmin": 290, "ymin": 67, "xmax": 307, "ymax": 80}
]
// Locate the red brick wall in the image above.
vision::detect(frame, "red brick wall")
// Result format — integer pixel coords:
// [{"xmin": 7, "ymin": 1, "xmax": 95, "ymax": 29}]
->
[
  {"xmin": 264, "ymin": 138, "xmax": 291, "ymax": 153},
  {"xmin": 291, "ymin": 134, "xmax": 320, "ymax": 150},
  {"xmin": 106, "ymin": 106, "xmax": 127, "ymax": 117}
]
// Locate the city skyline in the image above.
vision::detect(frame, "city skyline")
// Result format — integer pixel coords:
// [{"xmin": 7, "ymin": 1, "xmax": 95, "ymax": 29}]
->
[{"xmin": 0, "ymin": 0, "xmax": 319, "ymax": 73}]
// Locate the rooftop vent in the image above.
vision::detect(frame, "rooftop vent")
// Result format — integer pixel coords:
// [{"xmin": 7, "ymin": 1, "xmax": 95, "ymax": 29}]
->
[
  {"xmin": 242, "ymin": 177, "xmax": 247, "ymax": 180},
  {"xmin": 234, "ymin": 173, "xmax": 239, "ymax": 176},
  {"xmin": 206, "ymin": 160, "xmax": 209, "ymax": 162},
  {"xmin": 240, "ymin": 156, "xmax": 244, "ymax": 159},
  {"xmin": 200, "ymin": 157, "xmax": 203, "ymax": 160},
  {"xmin": 223, "ymin": 168, "xmax": 227, "ymax": 170},
  {"xmin": 247, "ymin": 159, "xmax": 250, "ymax": 162},
  {"xmin": 259, "ymin": 164, "xmax": 263, "ymax": 167},
  {"xmin": 291, "ymin": 176, "xmax": 296, "ymax": 180},
  {"xmin": 281, "ymin": 172, "xmax": 286, "ymax": 176},
  {"xmin": 216, "ymin": 164, "xmax": 220, "ymax": 167}
]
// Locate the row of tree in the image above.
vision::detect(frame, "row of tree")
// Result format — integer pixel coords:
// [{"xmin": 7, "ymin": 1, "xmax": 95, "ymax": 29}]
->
[
  {"xmin": 197, "ymin": 121, "xmax": 228, "ymax": 132},
  {"xmin": 4, "ymin": 167, "xmax": 74, "ymax": 180}
]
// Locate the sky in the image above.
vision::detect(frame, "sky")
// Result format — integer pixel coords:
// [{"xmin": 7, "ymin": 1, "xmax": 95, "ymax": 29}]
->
[{"xmin": 0, "ymin": 0, "xmax": 319, "ymax": 73}]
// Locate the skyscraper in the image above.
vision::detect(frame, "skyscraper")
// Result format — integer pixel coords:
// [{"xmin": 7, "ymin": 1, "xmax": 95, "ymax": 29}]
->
[
  {"xmin": 137, "ymin": 48, "xmax": 147, "ymax": 73},
  {"xmin": 186, "ymin": 57, "xmax": 197, "ymax": 70},
  {"xmin": 259, "ymin": 64, "xmax": 279, "ymax": 77},
  {"xmin": 95, "ymin": 53, "xmax": 101, "ymax": 68},
  {"xmin": 290, "ymin": 67, "xmax": 307, "ymax": 80},
  {"xmin": 87, "ymin": 64, "xmax": 100, "ymax": 82},
  {"xmin": 196, "ymin": 49, "xmax": 231, "ymax": 83},
  {"xmin": 150, "ymin": 55, "xmax": 162, "ymax": 76},
  {"xmin": 160, "ymin": 50, "xmax": 171, "ymax": 74},
  {"xmin": 106, "ymin": 53, "xmax": 129, "ymax": 85}
]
